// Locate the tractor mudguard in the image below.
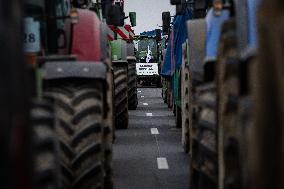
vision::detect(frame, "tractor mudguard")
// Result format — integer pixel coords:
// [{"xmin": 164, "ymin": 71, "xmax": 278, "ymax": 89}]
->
[
  {"xmin": 72, "ymin": 9, "xmax": 102, "ymax": 61},
  {"xmin": 42, "ymin": 61, "xmax": 107, "ymax": 80},
  {"xmin": 187, "ymin": 18, "xmax": 206, "ymax": 83}
]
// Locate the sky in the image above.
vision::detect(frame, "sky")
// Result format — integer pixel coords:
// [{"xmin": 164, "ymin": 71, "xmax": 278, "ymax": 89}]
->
[{"xmin": 124, "ymin": 0, "xmax": 175, "ymax": 34}]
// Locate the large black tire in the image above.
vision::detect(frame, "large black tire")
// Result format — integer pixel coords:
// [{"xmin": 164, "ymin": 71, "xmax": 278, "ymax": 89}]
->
[
  {"xmin": 167, "ymin": 80, "xmax": 173, "ymax": 109},
  {"xmin": 188, "ymin": 69, "xmax": 203, "ymax": 189},
  {"xmin": 45, "ymin": 81, "xmax": 105, "ymax": 189},
  {"xmin": 161, "ymin": 77, "xmax": 168, "ymax": 103},
  {"xmin": 32, "ymin": 99, "xmax": 60, "ymax": 189},
  {"xmin": 175, "ymin": 106, "xmax": 182, "ymax": 128},
  {"xmin": 181, "ymin": 42, "xmax": 190, "ymax": 153},
  {"xmin": 186, "ymin": 18, "xmax": 208, "ymax": 189},
  {"xmin": 216, "ymin": 20, "xmax": 242, "ymax": 189},
  {"xmin": 192, "ymin": 83, "xmax": 217, "ymax": 189},
  {"xmin": 249, "ymin": 2, "xmax": 284, "ymax": 189},
  {"xmin": 103, "ymin": 66, "xmax": 114, "ymax": 189},
  {"xmin": 113, "ymin": 65, "xmax": 129, "ymax": 129},
  {"xmin": 128, "ymin": 63, "xmax": 138, "ymax": 110}
]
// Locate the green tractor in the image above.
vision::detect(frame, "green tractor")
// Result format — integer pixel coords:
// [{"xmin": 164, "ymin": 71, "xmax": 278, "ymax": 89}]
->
[
  {"xmin": 111, "ymin": 38, "xmax": 130, "ymax": 129},
  {"xmin": 135, "ymin": 30, "xmax": 162, "ymax": 87},
  {"xmin": 110, "ymin": 6, "xmax": 138, "ymax": 128}
]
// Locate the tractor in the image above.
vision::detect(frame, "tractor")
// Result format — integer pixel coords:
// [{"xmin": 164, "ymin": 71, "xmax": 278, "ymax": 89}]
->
[
  {"xmin": 161, "ymin": 3, "xmax": 197, "ymax": 129},
  {"xmin": 80, "ymin": 0, "xmax": 138, "ymax": 128},
  {"xmin": 0, "ymin": 0, "xmax": 32, "ymax": 188},
  {"xmin": 168, "ymin": 0, "xmax": 284, "ymax": 189},
  {"xmin": 23, "ymin": 0, "xmax": 123, "ymax": 188},
  {"xmin": 251, "ymin": 0, "xmax": 284, "ymax": 188},
  {"xmin": 109, "ymin": 4, "xmax": 138, "ymax": 128},
  {"xmin": 1, "ymin": 0, "xmax": 63, "ymax": 188},
  {"xmin": 135, "ymin": 29, "xmax": 163, "ymax": 87},
  {"xmin": 125, "ymin": 23, "xmax": 139, "ymax": 110}
]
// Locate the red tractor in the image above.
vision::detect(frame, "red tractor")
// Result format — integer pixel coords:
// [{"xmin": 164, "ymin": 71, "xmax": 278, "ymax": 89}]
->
[{"xmin": 23, "ymin": 0, "xmax": 123, "ymax": 188}]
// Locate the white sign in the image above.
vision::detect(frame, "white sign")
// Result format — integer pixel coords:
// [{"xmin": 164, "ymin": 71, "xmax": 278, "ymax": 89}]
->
[
  {"xmin": 136, "ymin": 63, "xmax": 159, "ymax": 76},
  {"xmin": 24, "ymin": 17, "xmax": 40, "ymax": 53}
]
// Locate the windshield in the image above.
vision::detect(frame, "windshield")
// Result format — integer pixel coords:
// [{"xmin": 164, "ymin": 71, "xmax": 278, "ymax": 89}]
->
[
  {"xmin": 137, "ymin": 38, "xmax": 157, "ymax": 55},
  {"xmin": 25, "ymin": 0, "xmax": 69, "ymax": 19},
  {"xmin": 136, "ymin": 38, "xmax": 158, "ymax": 63},
  {"xmin": 25, "ymin": 0, "xmax": 70, "ymax": 54}
]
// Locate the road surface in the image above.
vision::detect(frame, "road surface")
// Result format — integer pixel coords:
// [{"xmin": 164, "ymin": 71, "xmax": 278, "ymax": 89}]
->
[{"xmin": 113, "ymin": 88, "xmax": 189, "ymax": 189}]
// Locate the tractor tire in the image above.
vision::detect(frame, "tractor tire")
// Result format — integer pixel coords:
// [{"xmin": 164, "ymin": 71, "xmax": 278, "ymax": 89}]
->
[
  {"xmin": 128, "ymin": 63, "xmax": 138, "ymax": 110},
  {"xmin": 175, "ymin": 106, "xmax": 182, "ymax": 128},
  {"xmin": 113, "ymin": 65, "xmax": 129, "ymax": 129},
  {"xmin": 166, "ymin": 80, "xmax": 173, "ymax": 108},
  {"xmin": 161, "ymin": 78, "xmax": 167, "ymax": 103},
  {"xmin": 156, "ymin": 77, "xmax": 162, "ymax": 88},
  {"xmin": 103, "ymin": 66, "xmax": 114, "ymax": 189},
  {"xmin": 181, "ymin": 45, "xmax": 190, "ymax": 153},
  {"xmin": 45, "ymin": 81, "xmax": 105, "ymax": 189},
  {"xmin": 188, "ymin": 72, "xmax": 202, "ymax": 189},
  {"xmin": 192, "ymin": 83, "xmax": 217, "ymax": 189},
  {"xmin": 163, "ymin": 89, "xmax": 168, "ymax": 104},
  {"xmin": 249, "ymin": 2, "xmax": 284, "ymax": 189},
  {"xmin": 216, "ymin": 20, "xmax": 242, "ymax": 189},
  {"xmin": 32, "ymin": 99, "xmax": 60, "ymax": 189}
]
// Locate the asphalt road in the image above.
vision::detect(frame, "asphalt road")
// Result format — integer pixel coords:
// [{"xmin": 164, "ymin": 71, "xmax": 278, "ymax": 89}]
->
[{"xmin": 113, "ymin": 88, "xmax": 189, "ymax": 189}]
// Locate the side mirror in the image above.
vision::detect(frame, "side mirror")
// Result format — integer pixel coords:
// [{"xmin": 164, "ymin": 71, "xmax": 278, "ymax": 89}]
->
[
  {"xmin": 170, "ymin": 0, "xmax": 182, "ymax": 5},
  {"xmin": 129, "ymin": 12, "xmax": 137, "ymax": 27},
  {"xmin": 107, "ymin": 5, "xmax": 124, "ymax": 26},
  {"xmin": 155, "ymin": 29, "xmax": 162, "ymax": 41},
  {"xmin": 162, "ymin": 11, "xmax": 171, "ymax": 34}
]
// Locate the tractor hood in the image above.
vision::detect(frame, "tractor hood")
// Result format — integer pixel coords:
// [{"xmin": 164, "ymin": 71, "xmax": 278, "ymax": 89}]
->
[{"xmin": 42, "ymin": 61, "xmax": 107, "ymax": 80}]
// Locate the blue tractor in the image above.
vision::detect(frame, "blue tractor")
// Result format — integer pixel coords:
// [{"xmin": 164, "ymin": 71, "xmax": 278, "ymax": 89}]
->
[{"xmin": 168, "ymin": 0, "xmax": 284, "ymax": 189}]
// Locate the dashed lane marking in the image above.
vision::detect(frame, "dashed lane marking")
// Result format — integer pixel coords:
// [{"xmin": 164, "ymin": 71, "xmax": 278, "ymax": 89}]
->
[
  {"xmin": 138, "ymin": 90, "xmax": 142, "ymax": 93},
  {"xmin": 151, "ymin": 128, "xmax": 159, "ymax": 135},
  {"xmin": 157, "ymin": 158, "xmax": 169, "ymax": 169},
  {"xmin": 141, "ymin": 96, "xmax": 145, "ymax": 98},
  {"xmin": 143, "ymin": 103, "xmax": 149, "ymax": 106},
  {"xmin": 146, "ymin": 113, "xmax": 153, "ymax": 116}
]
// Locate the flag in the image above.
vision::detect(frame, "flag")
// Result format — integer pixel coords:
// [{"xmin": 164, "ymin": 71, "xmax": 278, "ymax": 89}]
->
[{"xmin": 146, "ymin": 45, "xmax": 152, "ymax": 63}]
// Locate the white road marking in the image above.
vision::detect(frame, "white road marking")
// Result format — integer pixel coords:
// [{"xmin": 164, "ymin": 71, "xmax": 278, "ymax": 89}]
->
[
  {"xmin": 143, "ymin": 103, "xmax": 149, "ymax": 106},
  {"xmin": 138, "ymin": 90, "xmax": 142, "ymax": 93},
  {"xmin": 151, "ymin": 128, "xmax": 159, "ymax": 135},
  {"xmin": 146, "ymin": 113, "xmax": 153, "ymax": 116},
  {"xmin": 157, "ymin": 158, "xmax": 169, "ymax": 169},
  {"xmin": 141, "ymin": 96, "xmax": 145, "ymax": 98}
]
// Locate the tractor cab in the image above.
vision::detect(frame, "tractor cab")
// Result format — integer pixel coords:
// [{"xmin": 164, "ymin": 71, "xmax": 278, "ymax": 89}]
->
[
  {"xmin": 24, "ymin": 0, "xmax": 73, "ymax": 57},
  {"xmin": 134, "ymin": 30, "xmax": 162, "ymax": 87},
  {"xmin": 137, "ymin": 37, "xmax": 158, "ymax": 63}
]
